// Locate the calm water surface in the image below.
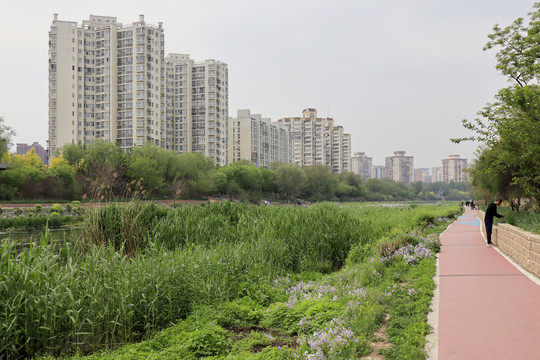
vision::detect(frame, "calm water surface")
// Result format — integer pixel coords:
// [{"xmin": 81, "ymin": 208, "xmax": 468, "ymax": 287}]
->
[{"xmin": 0, "ymin": 227, "xmax": 80, "ymax": 245}]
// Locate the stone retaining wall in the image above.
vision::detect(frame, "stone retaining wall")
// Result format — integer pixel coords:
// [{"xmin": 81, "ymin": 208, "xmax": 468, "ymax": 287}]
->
[{"xmin": 479, "ymin": 210, "xmax": 540, "ymax": 279}]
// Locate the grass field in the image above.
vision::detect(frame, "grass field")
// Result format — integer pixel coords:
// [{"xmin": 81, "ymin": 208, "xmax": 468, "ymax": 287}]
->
[{"xmin": 0, "ymin": 201, "xmax": 461, "ymax": 359}]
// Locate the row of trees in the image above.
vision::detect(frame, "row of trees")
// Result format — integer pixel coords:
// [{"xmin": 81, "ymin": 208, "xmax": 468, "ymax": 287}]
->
[
  {"xmin": 453, "ymin": 3, "xmax": 540, "ymax": 209},
  {"xmin": 0, "ymin": 139, "xmax": 471, "ymax": 202}
]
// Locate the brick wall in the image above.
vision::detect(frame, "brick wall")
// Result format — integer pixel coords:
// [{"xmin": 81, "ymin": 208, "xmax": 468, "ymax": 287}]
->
[{"xmin": 478, "ymin": 211, "xmax": 540, "ymax": 279}]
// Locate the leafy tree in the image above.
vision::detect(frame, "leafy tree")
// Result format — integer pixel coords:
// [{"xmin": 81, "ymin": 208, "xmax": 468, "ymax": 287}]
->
[
  {"xmin": 302, "ymin": 165, "xmax": 336, "ymax": 201},
  {"xmin": 169, "ymin": 152, "xmax": 214, "ymax": 182},
  {"xmin": 219, "ymin": 161, "xmax": 263, "ymax": 193},
  {"xmin": 336, "ymin": 172, "xmax": 366, "ymax": 199},
  {"xmin": 0, "ymin": 116, "xmax": 15, "ymax": 160},
  {"xmin": 411, "ymin": 181, "xmax": 423, "ymax": 196},
  {"xmin": 273, "ymin": 163, "xmax": 307, "ymax": 200},
  {"xmin": 0, "ymin": 150, "xmax": 47, "ymax": 199},
  {"xmin": 60, "ymin": 143, "xmax": 86, "ymax": 167},
  {"xmin": 4, "ymin": 150, "xmax": 46, "ymax": 181},
  {"xmin": 127, "ymin": 156, "xmax": 164, "ymax": 194},
  {"xmin": 483, "ymin": 4, "xmax": 540, "ymax": 87},
  {"xmin": 84, "ymin": 140, "xmax": 124, "ymax": 170},
  {"xmin": 453, "ymin": 3, "xmax": 540, "ymax": 205},
  {"xmin": 48, "ymin": 155, "xmax": 76, "ymax": 188}
]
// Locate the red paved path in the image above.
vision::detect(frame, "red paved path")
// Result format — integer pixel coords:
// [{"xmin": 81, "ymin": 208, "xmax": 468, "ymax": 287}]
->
[{"xmin": 438, "ymin": 208, "xmax": 540, "ymax": 359}]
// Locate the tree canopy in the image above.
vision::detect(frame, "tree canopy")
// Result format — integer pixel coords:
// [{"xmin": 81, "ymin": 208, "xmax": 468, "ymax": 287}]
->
[
  {"xmin": 0, "ymin": 116, "xmax": 15, "ymax": 161},
  {"xmin": 453, "ymin": 3, "xmax": 540, "ymax": 206}
]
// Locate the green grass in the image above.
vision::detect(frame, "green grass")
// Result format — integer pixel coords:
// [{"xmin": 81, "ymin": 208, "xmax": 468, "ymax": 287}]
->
[
  {"xmin": 1, "ymin": 202, "xmax": 460, "ymax": 359},
  {"xmin": 492, "ymin": 207, "xmax": 540, "ymax": 234}
]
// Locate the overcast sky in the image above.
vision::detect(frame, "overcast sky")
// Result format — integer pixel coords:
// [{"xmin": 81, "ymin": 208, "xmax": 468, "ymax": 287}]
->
[{"xmin": 0, "ymin": 0, "xmax": 535, "ymax": 168}]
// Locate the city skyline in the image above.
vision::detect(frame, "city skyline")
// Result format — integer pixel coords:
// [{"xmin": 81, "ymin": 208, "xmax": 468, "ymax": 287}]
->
[{"xmin": 0, "ymin": 1, "xmax": 534, "ymax": 168}]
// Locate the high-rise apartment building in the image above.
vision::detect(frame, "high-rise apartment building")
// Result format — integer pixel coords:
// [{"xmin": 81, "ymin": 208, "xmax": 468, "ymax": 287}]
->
[
  {"xmin": 48, "ymin": 14, "xmax": 166, "ymax": 155},
  {"xmin": 414, "ymin": 168, "xmax": 431, "ymax": 183},
  {"xmin": 165, "ymin": 54, "xmax": 229, "ymax": 166},
  {"xmin": 385, "ymin": 151, "xmax": 414, "ymax": 185},
  {"xmin": 442, "ymin": 154, "xmax": 468, "ymax": 183},
  {"xmin": 372, "ymin": 165, "xmax": 386, "ymax": 179},
  {"xmin": 278, "ymin": 108, "xmax": 351, "ymax": 173},
  {"xmin": 228, "ymin": 109, "xmax": 291, "ymax": 167},
  {"xmin": 431, "ymin": 167, "xmax": 442, "ymax": 183},
  {"xmin": 351, "ymin": 152, "xmax": 372, "ymax": 179},
  {"xmin": 48, "ymin": 15, "xmax": 229, "ymax": 167}
]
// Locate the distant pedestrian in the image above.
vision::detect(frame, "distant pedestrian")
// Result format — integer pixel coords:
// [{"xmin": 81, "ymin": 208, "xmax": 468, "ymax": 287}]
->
[
  {"xmin": 470, "ymin": 200, "xmax": 475, "ymax": 209},
  {"xmin": 484, "ymin": 199, "xmax": 505, "ymax": 246}
]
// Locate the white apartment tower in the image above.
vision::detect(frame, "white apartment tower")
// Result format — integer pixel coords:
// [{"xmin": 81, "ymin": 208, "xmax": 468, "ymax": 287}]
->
[
  {"xmin": 228, "ymin": 109, "xmax": 291, "ymax": 167},
  {"xmin": 385, "ymin": 151, "xmax": 414, "ymax": 185},
  {"xmin": 278, "ymin": 108, "xmax": 351, "ymax": 173},
  {"xmin": 431, "ymin": 167, "xmax": 442, "ymax": 183},
  {"xmin": 372, "ymin": 165, "xmax": 386, "ymax": 179},
  {"xmin": 48, "ymin": 14, "xmax": 166, "ymax": 154},
  {"xmin": 165, "ymin": 54, "xmax": 229, "ymax": 166},
  {"xmin": 351, "ymin": 152, "xmax": 372, "ymax": 179},
  {"xmin": 442, "ymin": 155, "xmax": 468, "ymax": 183}
]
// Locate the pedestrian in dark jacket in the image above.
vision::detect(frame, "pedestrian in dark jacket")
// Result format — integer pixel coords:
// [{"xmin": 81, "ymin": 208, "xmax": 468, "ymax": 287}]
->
[{"xmin": 485, "ymin": 199, "xmax": 504, "ymax": 246}]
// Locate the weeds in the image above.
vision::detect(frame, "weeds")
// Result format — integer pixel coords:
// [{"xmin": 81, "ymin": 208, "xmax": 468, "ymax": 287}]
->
[{"xmin": 2, "ymin": 202, "xmax": 459, "ymax": 359}]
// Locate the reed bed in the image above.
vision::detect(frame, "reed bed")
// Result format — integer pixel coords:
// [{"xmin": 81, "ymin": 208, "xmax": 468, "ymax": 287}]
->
[{"xmin": 0, "ymin": 202, "xmax": 460, "ymax": 359}]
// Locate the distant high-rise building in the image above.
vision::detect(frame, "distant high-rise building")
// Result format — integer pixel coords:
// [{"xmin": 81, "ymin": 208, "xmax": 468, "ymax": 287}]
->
[
  {"xmin": 351, "ymin": 152, "xmax": 372, "ymax": 179},
  {"xmin": 228, "ymin": 109, "xmax": 291, "ymax": 167},
  {"xmin": 48, "ymin": 14, "xmax": 166, "ymax": 155},
  {"xmin": 431, "ymin": 167, "xmax": 442, "ymax": 183},
  {"xmin": 385, "ymin": 151, "xmax": 414, "ymax": 185},
  {"xmin": 442, "ymin": 155, "xmax": 468, "ymax": 183},
  {"xmin": 414, "ymin": 168, "xmax": 431, "ymax": 183},
  {"xmin": 165, "ymin": 54, "xmax": 229, "ymax": 166},
  {"xmin": 278, "ymin": 108, "xmax": 351, "ymax": 173},
  {"xmin": 372, "ymin": 165, "xmax": 386, "ymax": 179},
  {"xmin": 16, "ymin": 142, "xmax": 48, "ymax": 164}
]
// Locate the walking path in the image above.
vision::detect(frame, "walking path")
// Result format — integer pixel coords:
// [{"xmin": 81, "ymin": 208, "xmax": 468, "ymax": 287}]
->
[{"xmin": 432, "ymin": 208, "xmax": 540, "ymax": 360}]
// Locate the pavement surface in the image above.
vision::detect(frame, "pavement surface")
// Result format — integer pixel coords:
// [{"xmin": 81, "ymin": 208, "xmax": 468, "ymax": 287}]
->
[{"xmin": 436, "ymin": 208, "xmax": 540, "ymax": 359}]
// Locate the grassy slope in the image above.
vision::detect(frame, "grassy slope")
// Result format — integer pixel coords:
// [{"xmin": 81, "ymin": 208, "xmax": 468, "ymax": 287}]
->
[{"xmin": 33, "ymin": 204, "xmax": 458, "ymax": 360}]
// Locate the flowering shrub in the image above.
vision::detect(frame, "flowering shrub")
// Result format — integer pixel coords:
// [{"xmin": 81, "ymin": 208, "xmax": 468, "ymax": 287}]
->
[
  {"xmin": 382, "ymin": 233, "xmax": 440, "ymax": 265},
  {"xmin": 296, "ymin": 317, "xmax": 359, "ymax": 360}
]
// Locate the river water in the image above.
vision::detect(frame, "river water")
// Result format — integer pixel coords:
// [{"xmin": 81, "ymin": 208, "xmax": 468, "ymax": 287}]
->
[{"xmin": 0, "ymin": 227, "xmax": 80, "ymax": 246}]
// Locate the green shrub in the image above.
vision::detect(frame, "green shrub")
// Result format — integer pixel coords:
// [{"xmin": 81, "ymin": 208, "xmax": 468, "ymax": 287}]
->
[
  {"xmin": 49, "ymin": 203, "xmax": 64, "ymax": 214},
  {"xmin": 14, "ymin": 207, "xmax": 22, "ymax": 216},
  {"xmin": 210, "ymin": 301, "xmax": 264, "ymax": 328}
]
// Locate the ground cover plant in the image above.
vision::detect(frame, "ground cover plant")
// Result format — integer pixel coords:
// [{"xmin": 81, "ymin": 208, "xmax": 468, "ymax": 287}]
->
[
  {"xmin": 0, "ymin": 202, "xmax": 460, "ymax": 359},
  {"xmin": 488, "ymin": 206, "xmax": 540, "ymax": 235}
]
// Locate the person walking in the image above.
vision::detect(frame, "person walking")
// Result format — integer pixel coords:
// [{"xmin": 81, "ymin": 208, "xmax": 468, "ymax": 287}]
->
[{"xmin": 485, "ymin": 199, "xmax": 505, "ymax": 246}]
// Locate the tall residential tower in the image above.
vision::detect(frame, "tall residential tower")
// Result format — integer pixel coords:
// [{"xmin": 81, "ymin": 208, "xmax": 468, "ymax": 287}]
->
[
  {"xmin": 228, "ymin": 109, "xmax": 291, "ymax": 167},
  {"xmin": 351, "ymin": 152, "xmax": 372, "ymax": 179},
  {"xmin": 48, "ymin": 15, "xmax": 229, "ymax": 166},
  {"xmin": 441, "ymin": 155, "xmax": 468, "ymax": 183},
  {"xmin": 278, "ymin": 108, "xmax": 351, "ymax": 173},
  {"xmin": 48, "ymin": 14, "xmax": 165, "ymax": 155},
  {"xmin": 165, "ymin": 54, "xmax": 229, "ymax": 166},
  {"xmin": 385, "ymin": 151, "xmax": 414, "ymax": 185}
]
